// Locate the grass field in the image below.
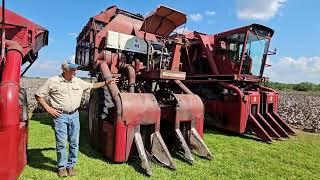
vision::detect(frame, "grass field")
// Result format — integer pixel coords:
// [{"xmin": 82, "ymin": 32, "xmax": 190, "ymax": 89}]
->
[{"xmin": 20, "ymin": 112, "xmax": 320, "ymax": 179}]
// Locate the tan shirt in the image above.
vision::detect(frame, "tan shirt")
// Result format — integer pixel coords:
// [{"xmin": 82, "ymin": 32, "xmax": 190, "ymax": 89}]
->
[{"xmin": 35, "ymin": 76, "xmax": 93, "ymax": 112}]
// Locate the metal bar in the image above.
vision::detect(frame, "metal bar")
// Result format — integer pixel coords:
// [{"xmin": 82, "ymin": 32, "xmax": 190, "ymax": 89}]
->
[
  {"xmin": 134, "ymin": 132, "xmax": 152, "ymax": 176},
  {"xmin": 238, "ymin": 30, "xmax": 250, "ymax": 76},
  {"xmin": 248, "ymin": 114, "xmax": 272, "ymax": 142},
  {"xmin": 20, "ymin": 61, "xmax": 34, "ymax": 77},
  {"xmin": 272, "ymin": 112, "xmax": 296, "ymax": 135},
  {"xmin": 175, "ymin": 128, "xmax": 194, "ymax": 164},
  {"xmin": 194, "ymin": 33, "xmax": 220, "ymax": 75},
  {"xmin": 256, "ymin": 113, "xmax": 281, "ymax": 140},
  {"xmin": 265, "ymin": 112, "xmax": 289, "ymax": 138},
  {"xmin": 150, "ymin": 132, "xmax": 176, "ymax": 170},
  {"xmin": 189, "ymin": 128, "xmax": 213, "ymax": 159}
]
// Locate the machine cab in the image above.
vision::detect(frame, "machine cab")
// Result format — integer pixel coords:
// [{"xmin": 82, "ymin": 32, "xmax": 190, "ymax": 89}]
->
[{"xmin": 214, "ymin": 24, "xmax": 274, "ymax": 81}]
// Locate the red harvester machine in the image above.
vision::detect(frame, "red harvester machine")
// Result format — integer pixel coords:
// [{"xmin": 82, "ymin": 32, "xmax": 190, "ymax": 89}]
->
[
  {"xmin": 75, "ymin": 6, "xmax": 212, "ymax": 175},
  {"xmin": 176, "ymin": 24, "xmax": 295, "ymax": 142},
  {"xmin": 0, "ymin": 3, "xmax": 48, "ymax": 179}
]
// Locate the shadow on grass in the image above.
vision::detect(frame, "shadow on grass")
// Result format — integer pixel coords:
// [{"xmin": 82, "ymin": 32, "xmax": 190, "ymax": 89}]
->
[
  {"xmin": 30, "ymin": 111, "xmax": 105, "ymax": 160},
  {"xmin": 27, "ymin": 148, "xmax": 56, "ymax": 173},
  {"xmin": 78, "ymin": 111, "xmax": 107, "ymax": 161},
  {"xmin": 29, "ymin": 111, "xmax": 107, "ymax": 172},
  {"xmin": 203, "ymin": 127, "xmax": 268, "ymax": 143},
  {"xmin": 30, "ymin": 112, "xmax": 54, "ymax": 129},
  {"xmin": 127, "ymin": 156, "xmax": 150, "ymax": 176},
  {"xmin": 78, "ymin": 112, "xmax": 155, "ymax": 176}
]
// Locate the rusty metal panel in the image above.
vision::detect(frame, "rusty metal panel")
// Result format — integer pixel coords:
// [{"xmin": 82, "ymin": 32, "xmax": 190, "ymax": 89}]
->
[
  {"xmin": 172, "ymin": 94, "xmax": 204, "ymax": 122},
  {"xmin": 141, "ymin": 6, "xmax": 186, "ymax": 37},
  {"xmin": 119, "ymin": 93, "xmax": 160, "ymax": 125}
]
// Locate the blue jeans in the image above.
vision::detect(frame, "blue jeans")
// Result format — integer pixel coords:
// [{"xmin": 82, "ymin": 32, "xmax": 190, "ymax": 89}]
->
[{"xmin": 53, "ymin": 111, "xmax": 80, "ymax": 169}]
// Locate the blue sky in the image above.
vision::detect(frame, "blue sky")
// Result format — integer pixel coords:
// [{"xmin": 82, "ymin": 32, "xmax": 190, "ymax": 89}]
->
[{"xmin": 7, "ymin": 0, "xmax": 320, "ymax": 83}]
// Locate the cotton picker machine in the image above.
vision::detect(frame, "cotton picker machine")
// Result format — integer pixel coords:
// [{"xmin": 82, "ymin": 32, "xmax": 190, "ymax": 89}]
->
[
  {"xmin": 75, "ymin": 6, "xmax": 212, "ymax": 175},
  {"xmin": 176, "ymin": 24, "xmax": 295, "ymax": 142},
  {"xmin": 0, "ymin": 2, "xmax": 48, "ymax": 179}
]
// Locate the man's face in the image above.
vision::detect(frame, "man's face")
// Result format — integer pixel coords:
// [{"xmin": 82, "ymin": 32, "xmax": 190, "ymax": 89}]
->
[{"xmin": 64, "ymin": 68, "xmax": 77, "ymax": 79}]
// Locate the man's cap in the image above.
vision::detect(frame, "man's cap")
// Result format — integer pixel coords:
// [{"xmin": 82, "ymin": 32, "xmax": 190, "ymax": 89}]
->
[{"xmin": 63, "ymin": 61, "xmax": 80, "ymax": 69}]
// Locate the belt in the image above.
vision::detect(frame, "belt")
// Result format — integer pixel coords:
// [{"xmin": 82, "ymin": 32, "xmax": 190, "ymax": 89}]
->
[{"xmin": 61, "ymin": 108, "xmax": 78, "ymax": 115}]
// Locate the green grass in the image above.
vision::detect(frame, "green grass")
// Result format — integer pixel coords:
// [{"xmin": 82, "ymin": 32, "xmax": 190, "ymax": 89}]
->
[{"xmin": 20, "ymin": 112, "xmax": 320, "ymax": 179}]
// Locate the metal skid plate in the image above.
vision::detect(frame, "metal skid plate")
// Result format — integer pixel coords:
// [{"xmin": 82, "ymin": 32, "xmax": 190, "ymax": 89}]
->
[
  {"xmin": 172, "ymin": 94, "xmax": 204, "ymax": 134},
  {"xmin": 246, "ymin": 91, "xmax": 295, "ymax": 142},
  {"xmin": 119, "ymin": 93, "xmax": 160, "ymax": 125},
  {"xmin": 150, "ymin": 131, "xmax": 176, "ymax": 169},
  {"xmin": 172, "ymin": 93, "xmax": 213, "ymax": 160},
  {"xmin": 134, "ymin": 131, "xmax": 152, "ymax": 176},
  {"xmin": 119, "ymin": 93, "xmax": 175, "ymax": 174},
  {"xmin": 261, "ymin": 91, "xmax": 295, "ymax": 136}
]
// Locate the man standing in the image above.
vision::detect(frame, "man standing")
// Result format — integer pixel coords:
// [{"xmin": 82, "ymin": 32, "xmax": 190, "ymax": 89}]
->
[{"xmin": 35, "ymin": 61, "xmax": 115, "ymax": 177}]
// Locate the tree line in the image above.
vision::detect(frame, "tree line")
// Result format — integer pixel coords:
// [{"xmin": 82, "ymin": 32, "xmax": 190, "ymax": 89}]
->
[{"xmin": 265, "ymin": 82, "xmax": 320, "ymax": 91}]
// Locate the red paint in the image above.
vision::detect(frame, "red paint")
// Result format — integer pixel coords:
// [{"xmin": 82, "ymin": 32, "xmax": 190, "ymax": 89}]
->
[
  {"xmin": 179, "ymin": 24, "xmax": 294, "ymax": 142},
  {"xmin": 0, "ymin": 7, "xmax": 48, "ymax": 61},
  {"xmin": 113, "ymin": 120, "xmax": 127, "ymax": 162},
  {"xmin": 100, "ymin": 93, "xmax": 162, "ymax": 162},
  {"xmin": 0, "ymin": 49, "xmax": 26, "ymax": 179},
  {"xmin": 77, "ymin": 6, "xmax": 210, "ymax": 171},
  {"xmin": 0, "ymin": 6, "xmax": 48, "ymax": 179}
]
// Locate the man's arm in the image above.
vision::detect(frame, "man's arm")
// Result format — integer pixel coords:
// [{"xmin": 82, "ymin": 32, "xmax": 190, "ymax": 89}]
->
[
  {"xmin": 35, "ymin": 78, "xmax": 62, "ymax": 117},
  {"xmin": 92, "ymin": 78, "xmax": 118, "ymax": 89},
  {"xmin": 35, "ymin": 95, "xmax": 62, "ymax": 117}
]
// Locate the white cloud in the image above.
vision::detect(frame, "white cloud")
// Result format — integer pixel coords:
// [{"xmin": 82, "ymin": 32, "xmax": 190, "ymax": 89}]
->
[
  {"xmin": 67, "ymin": 32, "xmax": 78, "ymax": 38},
  {"xmin": 264, "ymin": 56, "xmax": 320, "ymax": 84},
  {"xmin": 205, "ymin": 10, "xmax": 216, "ymax": 16},
  {"xmin": 190, "ymin": 13, "xmax": 203, "ymax": 22},
  {"xmin": 236, "ymin": 0, "xmax": 286, "ymax": 20},
  {"xmin": 25, "ymin": 59, "xmax": 90, "ymax": 77},
  {"xmin": 175, "ymin": 27, "xmax": 192, "ymax": 35},
  {"xmin": 69, "ymin": 54, "xmax": 76, "ymax": 62}
]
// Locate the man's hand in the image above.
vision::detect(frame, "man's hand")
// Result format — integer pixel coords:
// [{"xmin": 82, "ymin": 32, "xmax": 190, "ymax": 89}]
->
[
  {"xmin": 46, "ymin": 107, "xmax": 62, "ymax": 118},
  {"xmin": 107, "ymin": 77, "xmax": 119, "ymax": 84},
  {"xmin": 35, "ymin": 95, "xmax": 62, "ymax": 118},
  {"xmin": 92, "ymin": 77, "xmax": 120, "ymax": 89}
]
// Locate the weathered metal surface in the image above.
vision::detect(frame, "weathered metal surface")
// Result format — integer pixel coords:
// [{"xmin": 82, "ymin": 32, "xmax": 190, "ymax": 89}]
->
[{"xmin": 141, "ymin": 5, "xmax": 187, "ymax": 37}]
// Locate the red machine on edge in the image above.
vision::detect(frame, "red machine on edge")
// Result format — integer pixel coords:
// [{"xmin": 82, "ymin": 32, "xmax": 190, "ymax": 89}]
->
[
  {"xmin": 0, "ymin": 4, "xmax": 48, "ymax": 179},
  {"xmin": 176, "ymin": 24, "xmax": 295, "ymax": 142}
]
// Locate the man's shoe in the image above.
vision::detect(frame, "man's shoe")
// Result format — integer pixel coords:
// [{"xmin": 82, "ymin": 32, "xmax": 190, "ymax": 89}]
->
[
  {"xmin": 57, "ymin": 168, "xmax": 68, "ymax": 177},
  {"xmin": 67, "ymin": 167, "xmax": 76, "ymax": 176}
]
